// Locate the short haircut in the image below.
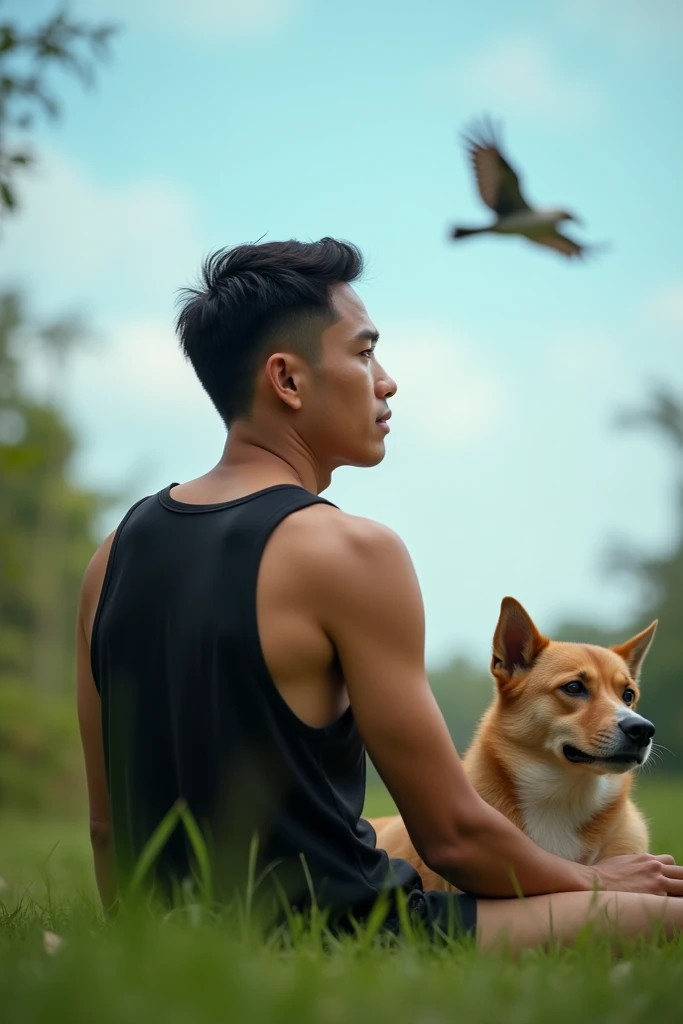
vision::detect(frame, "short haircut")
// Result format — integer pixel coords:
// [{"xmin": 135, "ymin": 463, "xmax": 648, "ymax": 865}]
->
[{"xmin": 175, "ymin": 237, "xmax": 364, "ymax": 425}]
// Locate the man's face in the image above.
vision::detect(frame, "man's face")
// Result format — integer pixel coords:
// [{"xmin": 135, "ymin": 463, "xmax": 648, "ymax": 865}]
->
[{"xmin": 301, "ymin": 283, "xmax": 397, "ymax": 470}]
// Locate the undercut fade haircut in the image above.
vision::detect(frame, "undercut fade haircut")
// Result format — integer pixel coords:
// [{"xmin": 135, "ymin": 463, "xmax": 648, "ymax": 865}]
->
[{"xmin": 175, "ymin": 237, "xmax": 364, "ymax": 425}]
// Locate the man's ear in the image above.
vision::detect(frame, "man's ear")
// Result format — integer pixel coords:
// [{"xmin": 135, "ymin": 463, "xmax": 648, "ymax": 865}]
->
[
  {"xmin": 611, "ymin": 621, "xmax": 658, "ymax": 682},
  {"xmin": 263, "ymin": 351, "xmax": 306, "ymax": 411},
  {"xmin": 491, "ymin": 597, "xmax": 550, "ymax": 690}
]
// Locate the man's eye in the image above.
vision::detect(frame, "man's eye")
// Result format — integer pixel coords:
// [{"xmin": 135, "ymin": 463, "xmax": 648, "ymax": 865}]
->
[
  {"xmin": 623, "ymin": 688, "xmax": 636, "ymax": 705},
  {"xmin": 561, "ymin": 680, "xmax": 587, "ymax": 696},
  {"xmin": 361, "ymin": 349, "xmax": 374, "ymax": 358}
]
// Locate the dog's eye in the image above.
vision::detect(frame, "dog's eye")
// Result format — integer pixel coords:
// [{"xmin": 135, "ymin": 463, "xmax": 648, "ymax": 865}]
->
[
  {"xmin": 561, "ymin": 680, "xmax": 587, "ymax": 696},
  {"xmin": 623, "ymin": 688, "xmax": 636, "ymax": 705}
]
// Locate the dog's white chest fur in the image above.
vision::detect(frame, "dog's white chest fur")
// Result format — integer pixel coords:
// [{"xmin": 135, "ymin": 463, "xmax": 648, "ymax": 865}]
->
[{"xmin": 514, "ymin": 763, "xmax": 621, "ymax": 863}]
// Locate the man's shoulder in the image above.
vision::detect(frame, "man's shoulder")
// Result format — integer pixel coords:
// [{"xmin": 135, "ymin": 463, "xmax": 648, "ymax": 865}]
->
[
  {"xmin": 279, "ymin": 501, "xmax": 409, "ymax": 573},
  {"xmin": 77, "ymin": 530, "xmax": 116, "ymax": 631},
  {"xmin": 80, "ymin": 492, "xmax": 155, "ymax": 599}
]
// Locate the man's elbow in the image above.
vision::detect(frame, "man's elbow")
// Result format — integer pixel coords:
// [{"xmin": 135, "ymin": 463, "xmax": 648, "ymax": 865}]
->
[
  {"xmin": 421, "ymin": 808, "xmax": 487, "ymax": 880},
  {"xmin": 89, "ymin": 819, "xmax": 113, "ymax": 850}
]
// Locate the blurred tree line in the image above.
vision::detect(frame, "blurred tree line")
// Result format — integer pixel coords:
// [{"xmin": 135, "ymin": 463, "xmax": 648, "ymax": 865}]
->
[
  {"xmin": 0, "ymin": 292, "xmax": 115, "ymax": 811},
  {"xmin": 0, "ymin": 4, "xmax": 116, "ymax": 812}
]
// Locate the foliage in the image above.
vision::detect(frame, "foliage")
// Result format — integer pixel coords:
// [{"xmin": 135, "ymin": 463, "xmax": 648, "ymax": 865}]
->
[
  {"xmin": 0, "ymin": 3, "xmax": 117, "ymax": 215},
  {"xmin": 427, "ymin": 655, "xmax": 493, "ymax": 751},
  {"xmin": 365, "ymin": 656, "xmax": 492, "ymax": 785},
  {"xmin": 0, "ymin": 680, "xmax": 84, "ymax": 814},
  {"xmin": 0, "ymin": 291, "xmax": 115, "ymax": 695}
]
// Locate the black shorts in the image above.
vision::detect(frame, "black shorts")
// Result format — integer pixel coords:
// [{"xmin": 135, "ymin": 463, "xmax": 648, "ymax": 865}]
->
[{"xmin": 384, "ymin": 888, "xmax": 478, "ymax": 944}]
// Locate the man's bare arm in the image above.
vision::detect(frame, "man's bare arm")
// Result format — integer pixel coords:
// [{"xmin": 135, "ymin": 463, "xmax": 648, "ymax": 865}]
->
[
  {"xmin": 76, "ymin": 539, "xmax": 118, "ymax": 913},
  {"xmin": 317, "ymin": 517, "xmax": 683, "ymax": 899}
]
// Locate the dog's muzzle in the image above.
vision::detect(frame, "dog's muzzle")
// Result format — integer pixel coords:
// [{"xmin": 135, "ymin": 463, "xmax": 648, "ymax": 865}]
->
[{"xmin": 563, "ymin": 713, "xmax": 655, "ymax": 768}]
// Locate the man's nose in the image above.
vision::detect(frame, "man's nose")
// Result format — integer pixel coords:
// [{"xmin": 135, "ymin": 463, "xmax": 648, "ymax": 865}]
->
[
  {"xmin": 618, "ymin": 714, "xmax": 655, "ymax": 747},
  {"xmin": 376, "ymin": 369, "xmax": 397, "ymax": 399}
]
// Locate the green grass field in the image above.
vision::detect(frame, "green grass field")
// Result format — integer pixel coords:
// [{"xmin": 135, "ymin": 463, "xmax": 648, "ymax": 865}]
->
[{"xmin": 2, "ymin": 779, "xmax": 683, "ymax": 1024}]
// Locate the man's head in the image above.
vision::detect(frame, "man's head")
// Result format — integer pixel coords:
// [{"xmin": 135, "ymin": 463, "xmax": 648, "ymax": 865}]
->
[{"xmin": 176, "ymin": 238, "xmax": 397, "ymax": 472}]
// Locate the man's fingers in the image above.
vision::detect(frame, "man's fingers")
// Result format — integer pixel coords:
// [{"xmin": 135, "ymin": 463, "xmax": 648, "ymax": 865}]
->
[
  {"xmin": 652, "ymin": 854, "xmax": 677, "ymax": 865},
  {"xmin": 661, "ymin": 877, "xmax": 683, "ymax": 897},
  {"xmin": 661, "ymin": 862, "xmax": 683, "ymax": 880}
]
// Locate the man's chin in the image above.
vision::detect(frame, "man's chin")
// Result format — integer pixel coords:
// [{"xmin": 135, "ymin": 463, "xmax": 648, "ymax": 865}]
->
[
  {"xmin": 333, "ymin": 441, "xmax": 387, "ymax": 471},
  {"xmin": 361, "ymin": 443, "xmax": 387, "ymax": 468},
  {"xmin": 344, "ymin": 444, "xmax": 387, "ymax": 468}
]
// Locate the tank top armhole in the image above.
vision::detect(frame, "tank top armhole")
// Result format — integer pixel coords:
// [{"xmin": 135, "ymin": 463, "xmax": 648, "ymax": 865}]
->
[
  {"xmin": 240, "ymin": 493, "xmax": 350, "ymax": 740},
  {"xmin": 89, "ymin": 494, "xmax": 152, "ymax": 692}
]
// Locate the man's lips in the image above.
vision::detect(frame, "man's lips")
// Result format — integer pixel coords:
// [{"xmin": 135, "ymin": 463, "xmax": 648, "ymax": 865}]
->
[{"xmin": 376, "ymin": 410, "xmax": 391, "ymax": 433}]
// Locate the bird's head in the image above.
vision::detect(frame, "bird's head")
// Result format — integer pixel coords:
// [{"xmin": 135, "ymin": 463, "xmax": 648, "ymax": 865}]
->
[{"xmin": 558, "ymin": 209, "xmax": 583, "ymax": 226}]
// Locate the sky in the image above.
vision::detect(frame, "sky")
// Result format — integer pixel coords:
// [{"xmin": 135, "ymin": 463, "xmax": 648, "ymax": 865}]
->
[{"xmin": 1, "ymin": 0, "xmax": 682, "ymax": 668}]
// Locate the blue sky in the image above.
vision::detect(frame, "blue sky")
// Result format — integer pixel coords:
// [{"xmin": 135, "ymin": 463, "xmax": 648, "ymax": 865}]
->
[{"xmin": 2, "ymin": 0, "xmax": 682, "ymax": 666}]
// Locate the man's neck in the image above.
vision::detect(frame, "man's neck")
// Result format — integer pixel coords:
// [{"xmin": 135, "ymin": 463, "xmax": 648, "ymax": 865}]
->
[
  {"xmin": 170, "ymin": 429, "xmax": 331, "ymax": 506},
  {"xmin": 222, "ymin": 425, "xmax": 331, "ymax": 492}
]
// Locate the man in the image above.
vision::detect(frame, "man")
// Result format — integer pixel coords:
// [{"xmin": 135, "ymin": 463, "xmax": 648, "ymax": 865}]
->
[{"xmin": 77, "ymin": 237, "xmax": 683, "ymax": 950}]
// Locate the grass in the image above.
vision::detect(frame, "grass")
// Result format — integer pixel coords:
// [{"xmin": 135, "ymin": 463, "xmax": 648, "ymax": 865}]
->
[{"xmin": 2, "ymin": 779, "xmax": 683, "ymax": 1024}]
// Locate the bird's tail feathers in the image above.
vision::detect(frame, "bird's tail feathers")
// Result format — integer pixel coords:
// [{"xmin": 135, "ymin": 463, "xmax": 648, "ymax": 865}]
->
[{"xmin": 451, "ymin": 226, "xmax": 489, "ymax": 240}]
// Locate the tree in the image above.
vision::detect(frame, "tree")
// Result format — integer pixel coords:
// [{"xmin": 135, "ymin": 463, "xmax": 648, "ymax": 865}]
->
[
  {"xmin": 0, "ymin": 7, "xmax": 119, "ymax": 809},
  {"xmin": 0, "ymin": 4, "xmax": 117, "ymax": 215},
  {"xmin": 0, "ymin": 290, "xmax": 115, "ymax": 693}
]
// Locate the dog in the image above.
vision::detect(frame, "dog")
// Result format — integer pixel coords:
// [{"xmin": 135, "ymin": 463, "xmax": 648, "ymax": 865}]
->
[{"xmin": 369, "ymin": 597, "xmax": 657, "ymax": 891}]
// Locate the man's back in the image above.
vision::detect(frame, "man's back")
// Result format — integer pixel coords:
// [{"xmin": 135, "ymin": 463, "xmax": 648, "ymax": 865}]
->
[{"xmin": 90, "ymin": 482, "xmax": 419, "ymax": 921}]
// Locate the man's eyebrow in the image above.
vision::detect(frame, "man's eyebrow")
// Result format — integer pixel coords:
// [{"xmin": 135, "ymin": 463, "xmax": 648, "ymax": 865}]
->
[{"xmin": 353, "ymin": 328, "xmax": 379, "ymax": 344}]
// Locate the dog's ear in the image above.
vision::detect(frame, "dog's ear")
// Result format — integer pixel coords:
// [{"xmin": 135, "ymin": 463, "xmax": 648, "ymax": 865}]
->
[
  {"xmin": 611, "ymin": 621, "xmax": 658, "ymax": 682},
  {"xmin": 491, "ymin": 597, "xmax": 549, "ymax": 689}
]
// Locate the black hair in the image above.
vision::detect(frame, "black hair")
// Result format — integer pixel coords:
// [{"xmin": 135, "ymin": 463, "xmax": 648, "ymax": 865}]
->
[{"xmin": 175, "ymin": 237, "xmax": 364, "ymax": 425}]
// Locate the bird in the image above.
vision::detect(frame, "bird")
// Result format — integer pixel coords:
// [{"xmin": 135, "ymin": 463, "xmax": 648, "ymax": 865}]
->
[{"xmin": 450, "ymin": 117, "xmax": 594, "ymax": 259}]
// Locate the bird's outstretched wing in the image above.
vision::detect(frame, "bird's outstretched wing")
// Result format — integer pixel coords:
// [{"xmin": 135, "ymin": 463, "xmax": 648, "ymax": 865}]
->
[
  {"xmin": 462, "ymin": 117, "xmax": 531, "ymax": 217},
  {"xmin": 532, "ymin": 232, "xmax": 586, "ymax": 258}
]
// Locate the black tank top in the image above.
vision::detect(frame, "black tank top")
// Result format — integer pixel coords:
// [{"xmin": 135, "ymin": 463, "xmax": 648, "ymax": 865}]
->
[{"xmin": 91, "ymin": 483, "xmax": 420, "ymax": 925}]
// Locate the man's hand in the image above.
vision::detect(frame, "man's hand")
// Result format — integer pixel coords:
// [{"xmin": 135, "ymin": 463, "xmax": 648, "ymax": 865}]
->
[{"xmin": 590, "ymin": 854, "xmax": 683, "ymax": 898}]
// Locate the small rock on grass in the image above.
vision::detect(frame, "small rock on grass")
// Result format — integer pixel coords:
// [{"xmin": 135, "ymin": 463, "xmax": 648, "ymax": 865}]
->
[
  {"xmin": 42, "ymin": 931, "xmax": 65, "ymax": 956},
  {"xmin": 610, "ymin": 961, "xmax": 634, "ymax": 984}
]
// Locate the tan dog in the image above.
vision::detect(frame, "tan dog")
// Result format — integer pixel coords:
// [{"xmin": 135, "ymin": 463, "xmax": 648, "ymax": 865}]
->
[{"xmin": 369, "ymin": 597, "xmax": 658, "ymax": 891}]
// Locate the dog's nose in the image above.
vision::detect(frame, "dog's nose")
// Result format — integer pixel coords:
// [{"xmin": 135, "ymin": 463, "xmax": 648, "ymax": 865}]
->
[{"xmin": 618, "ymin": 715, "xmax": 655, "ymax": 747}]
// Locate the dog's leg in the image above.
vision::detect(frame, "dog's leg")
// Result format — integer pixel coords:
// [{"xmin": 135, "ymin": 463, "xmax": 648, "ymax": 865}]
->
[
  {"xmin": 366, "ymin": 815, "xmax": 458, "ymax": 893},
  {"xmin": 596, "ymin": 799, "xmax": 649, "ymax": 860}
]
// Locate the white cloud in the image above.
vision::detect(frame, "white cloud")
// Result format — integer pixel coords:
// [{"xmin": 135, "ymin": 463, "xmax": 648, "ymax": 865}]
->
[
  {"xmin": 60, "ymin": 317, "xmax": 224, "ymax": 504},
  {"xmin": 559, "ymin": 0, "xmax": 683, "ymax": 51},
  {"xmin": 71, "ymin": 319, "xmax": 203, "ymax": 409},
  {"xmin": 83, "ymin": 0, "xmax": 299, "ymax": 40},
  {"xmin": 0, "ymin": 149, "xmax": 203, "ymax": 318},
  {"xmin": 644, "ymin": 283, "xmax": 683, "ymax": 332},
  {"xmin": 451, "ymin": 36, "xmax": 601, "ymax": 123},
  {"xmin": 382, "ymin": 327, "xmax": 506, "ymax": 445}
]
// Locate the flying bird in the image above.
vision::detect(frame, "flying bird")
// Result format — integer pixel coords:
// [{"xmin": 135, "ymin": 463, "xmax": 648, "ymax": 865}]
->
[{"xmin": 450, "ymin": 118, "xmax": 594, "ymax": 259}]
